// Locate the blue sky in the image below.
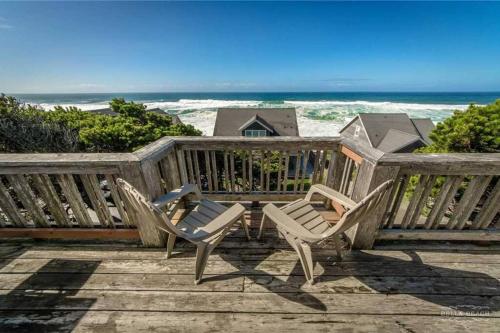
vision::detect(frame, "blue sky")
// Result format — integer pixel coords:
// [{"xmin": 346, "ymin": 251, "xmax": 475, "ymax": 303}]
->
[{"xmin": 1, "ymin": 1, "xmax": 500, "ymax": 93}]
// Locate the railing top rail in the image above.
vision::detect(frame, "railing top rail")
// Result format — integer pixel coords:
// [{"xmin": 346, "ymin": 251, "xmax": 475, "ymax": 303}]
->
[
  {"xmin": 379, "ymin": 152, "xmax": 500, "ymax": 175},
  {"xmin": 0, "ymin": 152, "xmax": 138, "ymax": 165},
  {"xmin": 339, "ymin": 137, "xmax": 384, "ymax": 164},
  {"xmin": 133, "ymin": 137, "xmax": 176, "ymax": 162},
  {"xmin": 0, "ymin": 152, "xmax": 138, "ymax": 174},
  {"xmin": 174, "ymin": 136, "xmax": 342, "ymax": 150}
]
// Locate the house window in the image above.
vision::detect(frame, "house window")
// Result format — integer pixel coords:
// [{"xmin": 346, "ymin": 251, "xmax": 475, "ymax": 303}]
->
[
  {"xmin": 354, "ymin": 125, "xmax": 361, "ymax": 137},
  {"xmin": 245, "ymin": 130, "xmax": 267, "ymax": 137}
]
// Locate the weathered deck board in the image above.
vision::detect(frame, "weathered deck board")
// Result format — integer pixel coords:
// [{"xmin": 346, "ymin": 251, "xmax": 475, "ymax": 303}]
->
[
  {"xmin": 0, "ymin": 234, "xmax": 498, "ymax": 332},
  {"xmin": 0, "ymin": 312, "xmax": 498, "ymax": 333}
]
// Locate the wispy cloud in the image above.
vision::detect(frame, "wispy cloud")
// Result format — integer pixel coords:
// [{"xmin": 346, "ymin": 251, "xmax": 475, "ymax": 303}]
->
[
  {"xmin": 303, "ymin": 78, "xmax": 372, "ymax": 83},
  {"xmin": 0, "ymin": 17, "xmax": 13, "ymax": 30},
  {"xmin": 78, "ymin": 83, "xmax": 106, "ymax": 89}
]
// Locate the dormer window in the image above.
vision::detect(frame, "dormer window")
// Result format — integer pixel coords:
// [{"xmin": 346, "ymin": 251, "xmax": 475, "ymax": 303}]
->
[
  {"xmin": 239, "ymin": 115, "xmax": 276, "ymax": 137},
  {"xmin": 245, "ymin": 130, "xmax": 267, "ymax": 137}
]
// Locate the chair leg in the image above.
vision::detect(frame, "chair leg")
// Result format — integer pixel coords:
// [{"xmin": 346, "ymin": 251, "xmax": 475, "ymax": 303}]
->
[
  {"xmin": 194, "ymin": 243, "xmax": 212, "ymax": 285},
  {"xmin": 257, "ymin": 214, "xmax": 267, "ymax": 240},
  {"xmin": 296, "ymin": 241, "xmax": 315, "ymax": 285},
  {"xmin": 166, "ymin": 233, "xmax": 176, "ymax": 259},
  {"xmin": 240, "ymin": 215, "xmax": 251, "ymax": 240},
  {"xmin": 333, "ymin": 235, "xmax": 343, "ymax": 261}
]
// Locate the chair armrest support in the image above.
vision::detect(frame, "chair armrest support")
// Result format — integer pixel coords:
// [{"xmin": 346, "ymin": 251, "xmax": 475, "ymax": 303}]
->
[
  {"xmin": 189, "ymin": 203, "xmax": 245, "ymax": 241},
  {"xmin": 263, "ymin": 204, "xmax": 323, "ymax": 243},
  {"xmin": 305, "ymin": 184, "xmax": 356, "ymax": 209},
  {"xmin": 152, "ymin": 184, "xmax": 202, "ymax": 209}
]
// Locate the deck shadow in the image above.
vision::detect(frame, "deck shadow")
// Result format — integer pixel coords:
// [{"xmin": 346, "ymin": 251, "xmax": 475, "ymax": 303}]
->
[
  {"xmin": 252, "ymin": 248, "xmax": 500, "ymax": 314},
  {"xmin": 0, "ymin": 259, "xmax": 100, "ymax": 332}
]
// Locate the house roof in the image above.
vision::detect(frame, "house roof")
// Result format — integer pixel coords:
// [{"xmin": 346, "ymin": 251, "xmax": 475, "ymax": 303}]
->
[
  {"xmin": 85, "ymin": 107, "xmax": 182, "ymax": 124},
  {"xmin": 340, "ymin": 113, "xmax": 435, "ymax": 152},
  {"xmin": 376, "ymin": 129, "xmax": 423, "ymax": 153},
  {"xmin": 213, "ymin": 108, "xmax": 299, "ymax": 136},
  {"xmin": 411, "ymin": 118, "xmax": 434, "ymax": 145},
  {"xmin": 238, "ymin": 115, "xmax": 275, "ymax": 133}
]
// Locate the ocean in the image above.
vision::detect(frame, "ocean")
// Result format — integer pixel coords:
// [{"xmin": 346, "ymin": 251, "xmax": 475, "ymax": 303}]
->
[{"xmin": 12, "ymin": 92, "xmax": 500, "ymax": 136}]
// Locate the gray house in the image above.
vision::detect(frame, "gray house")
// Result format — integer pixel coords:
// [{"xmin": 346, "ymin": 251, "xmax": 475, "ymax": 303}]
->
[
  {"xmin": 340, "ymin": 113, "xmax": 435, "ymax": 153},
  {"xmin": 86, "ymin": 107, "xmax": 183, "ymax": 124},
  {"xmin": 213, "ymin": 108, "xmax": 299, "ymax": 137}
]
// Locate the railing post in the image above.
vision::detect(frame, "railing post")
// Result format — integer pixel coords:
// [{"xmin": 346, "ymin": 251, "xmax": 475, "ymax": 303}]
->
[
  {"xmin": 346, "ymin": 158, "xmax": 399, "ymax": 249},
  {"xmin": 119, "ymin": 161, "xmax": 166, "ymax": 247}
]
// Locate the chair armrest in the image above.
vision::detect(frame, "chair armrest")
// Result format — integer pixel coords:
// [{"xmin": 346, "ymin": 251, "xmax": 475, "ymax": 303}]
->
[
  {"xmin": 152, "ymin": 184, "xmax": 202, "ymax": 209},
  {"xmin": 304, "ymin": 184, "xmax": 356, "ymax": 209},
  {"xmin": 263, "ymin": 204, "xmax": 323, "ymax": 243},
  {"xmin": 189, "ymin": 203, "xmax": 245, "ymax": 241}
]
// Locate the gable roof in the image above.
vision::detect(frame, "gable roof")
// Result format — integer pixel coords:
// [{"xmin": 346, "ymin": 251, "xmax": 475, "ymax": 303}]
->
[
  {"xmin": 238, "ymin": 114, "xmax": 275, "ymax": 133},
  {"xmin": 213, "ymin": 108, "xmax": 299, "ymax": 136},
  {"xmin": 340, "ymin": 113, "xmax": 435, "ymax": 152},
  {"xmin": 411, "ymin": 118, "xmax": 434, "ymax": 144},
  {"xmin": 377, "ymin": 129, "xmax": 423, "ymax": 153}
]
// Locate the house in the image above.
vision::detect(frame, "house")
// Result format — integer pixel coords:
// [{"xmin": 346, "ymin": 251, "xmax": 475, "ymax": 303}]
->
[
  {"xmin": 213, "ymin": 107, "xmax": 299, "ymax": 137},
  {"xmin": 86, "ymin": 107, "xmax": 183, "ymax": 124},
  {"xmin": 339, "ymin": 113, "xmax": 435, "ymax": 153},
  {"xmin": 213, "ymin": 107, "xmax": 309, "ymax": 177}
]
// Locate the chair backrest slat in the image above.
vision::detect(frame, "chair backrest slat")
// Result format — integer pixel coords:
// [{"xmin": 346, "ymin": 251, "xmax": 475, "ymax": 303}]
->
[
  {"xmin": 116, "ymin": 178, "xmax": 180, "ymax": 235},
  {"xmin": 327, "ymin": 180, "xmax": 394, "ymax": 236}
]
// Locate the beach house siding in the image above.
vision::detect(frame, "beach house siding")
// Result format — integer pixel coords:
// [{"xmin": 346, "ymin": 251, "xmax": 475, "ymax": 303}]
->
[{"xmin": 340, "ymin": 118, "xmax": 371, "ymax": 146}]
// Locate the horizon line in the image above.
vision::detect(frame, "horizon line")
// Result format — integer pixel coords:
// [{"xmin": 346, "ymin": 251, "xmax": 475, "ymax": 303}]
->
[{"xmin": 7, "ymin": 90, "xmax": 500, "ymax": 95}]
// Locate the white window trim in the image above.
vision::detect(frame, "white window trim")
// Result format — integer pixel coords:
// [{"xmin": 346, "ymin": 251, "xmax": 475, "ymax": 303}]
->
[{"xmin": 244, "ymin": 129, "xmax": 267, "ymax": 137}]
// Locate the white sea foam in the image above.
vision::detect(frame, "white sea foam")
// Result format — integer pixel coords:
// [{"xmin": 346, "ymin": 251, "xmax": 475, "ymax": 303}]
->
[{"xmin": 38, "ymin": 99, "xmax": 470, "ymax": 137}]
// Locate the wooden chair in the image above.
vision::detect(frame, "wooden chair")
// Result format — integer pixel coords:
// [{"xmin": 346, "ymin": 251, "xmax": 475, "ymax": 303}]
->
[
  {"xmin": 258, "ymin": 180, "xmax": 394, "ymax": 284},
  {"xmin": 116, "ymin": 179, "xmax": 250, "ymax": 284}
]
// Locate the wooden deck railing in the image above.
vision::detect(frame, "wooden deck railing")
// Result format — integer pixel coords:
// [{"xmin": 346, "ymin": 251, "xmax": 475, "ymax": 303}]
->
[
  {"xmin": 377, "ymin": 153, "xmax": 500, "ymax": 242},
  {"xmin": 0, "ymin": 135, "xmax": 498, "ymax": 248}
]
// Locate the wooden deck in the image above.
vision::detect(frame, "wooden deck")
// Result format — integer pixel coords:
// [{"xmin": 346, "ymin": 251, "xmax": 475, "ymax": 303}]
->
[{"xmin": 0, "ymin": 218, "xmax": 499, "ymax": 333}]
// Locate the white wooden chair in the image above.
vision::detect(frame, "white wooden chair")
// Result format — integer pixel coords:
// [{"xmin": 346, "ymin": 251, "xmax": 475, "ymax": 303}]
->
[
  {"xmin": 117, "ymin": 179, "xmax": 250, "ymax": 284},
  {"xmin": 259, "ymin": 180, "xmax": 394, "ymax": 284}
]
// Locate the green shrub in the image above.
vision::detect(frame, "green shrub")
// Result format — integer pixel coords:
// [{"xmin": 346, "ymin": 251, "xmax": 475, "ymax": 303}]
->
[
  {"xmin": 419, "ymin": 99, "xmax": 500, "ymax": 153},
  {"xmin": 0, "ymin": 95, "xmax": 202, "ymax": 153}
]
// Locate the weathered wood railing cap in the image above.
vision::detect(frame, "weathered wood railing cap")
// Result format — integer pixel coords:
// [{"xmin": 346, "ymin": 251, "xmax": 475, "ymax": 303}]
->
[
  {"xmin": 0, "ymin": 153, "xmax": 139, "ymax": 174},
  {"xmin": 339, "ymin": 137, "xmax": 384, "ymax": 164},
  {"xmin": 379, "ymin": 153, "xmax": 500, "ymax": 174},
  {"xmin": 0, "ymin": 152, "xmax": 138, "ymax": 165},
  {"xmin": 172, "ymin": 136, "xmax": 342, "ymax": 150}
]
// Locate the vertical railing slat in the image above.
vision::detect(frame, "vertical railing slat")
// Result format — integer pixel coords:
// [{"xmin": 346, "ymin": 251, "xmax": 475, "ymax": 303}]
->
[
  {"xmin": 230, "ymin": 151, "xmax": 236, "ymax": 193},
  {"xmin": 385, "ymin": 174, "xmax": 409, "ymax": 229},
  {"xmin": 448, "ymin": 175, "xmax": 493, "ymax": 230},
  {"xmin": 80, "ymin": 174, "xmax": 115, "ymax": 228},
  {"xmin": 193, "ymin": 150, "xmax": 202, "ymax": 190},
  {"xmin": 204, "ymin": 151, "xmax": 213, "ymax": 192},
  {"xmin": 210, "ymin": 151, "xmax": 218, "ymax": 192},
  {"xmin": 32, "ymin": 174, "xmax": 71, "ymax": 227},
  {"xmin": 265, "ymin": 151, "xmax": 271, "ymax": 193},
  {"xmin": 475, "ymin": 179, "xmax": 500, "ymax": 229},
  {"xmin": 186, "ymin": 150, "xmax": 195, "ymax": 185},
  {"xmin": 276, "ymin": 151, "xmax": 282, "ymax": 193},
  {"xmin": 293, "ymin": 151, "xmax": 301, "ymax": 193},
  {"xmin": 0, "ymin": 178, "xmax": 28, "ymax": 227},
  {"xmin": 424, "ymin": 176, "xmax": 463, "ymax": 230},
  {"xmin": 242, "ymin": 151, "xmax": 247, "ymax": 193},
  {"xmin": 105, "ymin": 174, "xmax": 132, "ymax": 227},
  {"xmin": 300, "ymin": 150, "xmax": 310, "ymax": 192},
  {"xmin": 283, "ymin": 152, "xmax": 290, "ymax": 192},
  {"xmin": 6, "ymin": 174, "xmax": 50, "ymax": 227},
  {"xmin": 57, "ymin": 174, "xmax": 93, "ymax": 227}
]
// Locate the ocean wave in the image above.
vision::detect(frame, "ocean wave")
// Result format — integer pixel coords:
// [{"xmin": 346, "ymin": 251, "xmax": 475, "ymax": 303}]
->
[
  {"xmin": 284, "ymin": 100, "xmax": 469, "ymax": 110},
  {"xmin": 145, "ymin": 99, "xmax": 262, "ymax": 111},
  {"xmin": 36, "ymin": 98, "xmax": 470, "ymax": 137}
]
